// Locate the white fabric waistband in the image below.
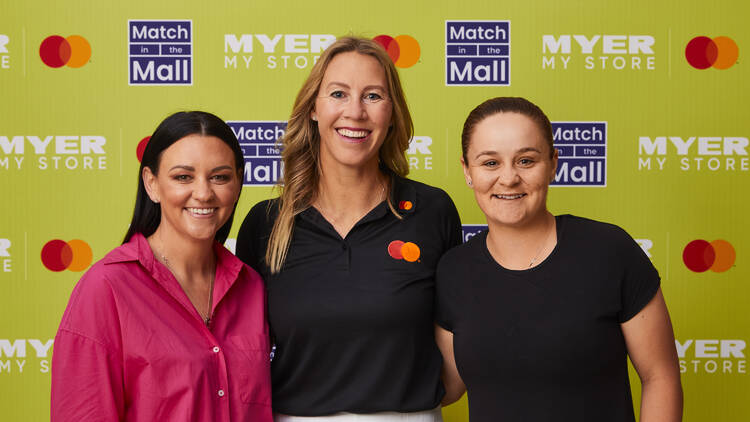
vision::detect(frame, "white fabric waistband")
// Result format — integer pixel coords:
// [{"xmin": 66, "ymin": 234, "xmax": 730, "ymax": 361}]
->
[{"xmin": 274, "ymin": 407, "xmax": 443, "ymax": 422}]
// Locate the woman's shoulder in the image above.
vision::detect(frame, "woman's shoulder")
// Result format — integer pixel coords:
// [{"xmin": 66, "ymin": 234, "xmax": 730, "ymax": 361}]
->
[
  {"xmin": 395, "ymin": 177, "xmax": 457, "ymax": 213},
  {"xmin": 558, "ymin": 214, "xmax": 638, "ymax": 248}
]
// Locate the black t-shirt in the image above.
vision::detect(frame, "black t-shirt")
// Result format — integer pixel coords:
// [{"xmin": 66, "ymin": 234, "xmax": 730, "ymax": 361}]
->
[
  {"xmin": 436, "ymin": 215, "xmax": 660, "ymax": 422},
  {"xmin": 236, "ymin": 176, "xmax": 462, "ymax": 416}
]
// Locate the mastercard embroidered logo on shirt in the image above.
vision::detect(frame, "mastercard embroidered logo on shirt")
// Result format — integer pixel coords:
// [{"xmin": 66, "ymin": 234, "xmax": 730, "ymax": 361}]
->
[
  {"xmin": 685, "ymin": 36, "xmax": 739, "ymax": 70},
  {"xmin": 398, "ymin": 200, "xmax": 413, "ymax": 210},
  {"xmin": 373, "ymin": 35, "xmax": 421, "ymax": 68},
  {"xmin": 41, "ymin": 239, "xmax": 92, "ymax": 272},
  {"xmin": 39, "ymin": 35, "xmax": 91, "ymax": 68},
  {"xmin": 682, "ymin": 239, "xmax": 735, "ymax": 273},
  {"xmin": 388, "ymin": 240, "xmax": 421, "ymax": 262}
]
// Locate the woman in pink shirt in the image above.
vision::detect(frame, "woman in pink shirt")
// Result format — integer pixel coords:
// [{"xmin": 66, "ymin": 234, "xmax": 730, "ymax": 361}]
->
[{"xmin": 51, "ymin": 111, "xmax": 272, "ymax": 421}]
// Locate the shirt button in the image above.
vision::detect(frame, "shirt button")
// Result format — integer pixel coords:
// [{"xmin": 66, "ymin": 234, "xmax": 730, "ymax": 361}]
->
[
  {"xmin": 212, "ymin": 346, "xmax": 220, "ymax": 353},
  {"xmin": 218, "ymin": 389, "xmax": 225, "ymax": 397},
  {"xmin": 342, "ymin": 243, "xmax": 348, "ymax": 250}
]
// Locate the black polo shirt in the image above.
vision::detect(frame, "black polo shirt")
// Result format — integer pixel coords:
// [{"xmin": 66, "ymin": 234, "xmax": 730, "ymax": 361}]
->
[{"xmin": 236, "ymin": 176, "xmax": 462, "ymax": 416}]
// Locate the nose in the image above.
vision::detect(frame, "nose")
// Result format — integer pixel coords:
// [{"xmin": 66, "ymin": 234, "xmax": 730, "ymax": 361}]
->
[
  {"xmin": 342, "ymin": 96, "xmax": 367, "ymax": 120},
  {"xmin": 497, "ymin": 163, "xmax": 520, "ymax": 187},
  {"xmin": 193, "ymin": 178, "xmax": 215, "ymax": 202}
]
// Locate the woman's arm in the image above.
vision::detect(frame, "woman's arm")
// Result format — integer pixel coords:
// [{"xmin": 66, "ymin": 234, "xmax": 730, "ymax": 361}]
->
[
  {"xmin": 435, "ymin": 324, "xmax": 466, "ymax": 406},
  {"xmin": 621, "ymin": 288, "xmax": 683, "ymax": 422}
]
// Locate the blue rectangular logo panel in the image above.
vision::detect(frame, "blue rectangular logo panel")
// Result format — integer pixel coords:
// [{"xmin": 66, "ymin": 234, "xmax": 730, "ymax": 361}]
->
[
  {"xmin": 228, "ymin": 121, "xmax": 287, "ymax": 186},
  {"xmin": 462, "ymin": 224, "xmax": 487, "ymax": 243},
  {"xmin": 128, "ymin": 20, "xmax": 192, "ymax": 85},
  {"xmin": 446, "ymin": 21, "xmax": 510, "ymax": 86},
  {"xmin": 552, "ymin": 122, "xmax": 607, "ymax": 187}
]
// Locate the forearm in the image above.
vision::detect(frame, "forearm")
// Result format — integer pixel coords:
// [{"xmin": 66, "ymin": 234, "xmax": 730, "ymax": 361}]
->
[{"xmin": 639, "ymin": 374, "xmax": 683, "ymax": 422}]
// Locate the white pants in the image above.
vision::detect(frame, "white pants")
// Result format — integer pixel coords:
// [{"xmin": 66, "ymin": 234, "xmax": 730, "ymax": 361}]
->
[{"xmin": 274, "ymin": 407, "xmax": 443, "ymax": 422}]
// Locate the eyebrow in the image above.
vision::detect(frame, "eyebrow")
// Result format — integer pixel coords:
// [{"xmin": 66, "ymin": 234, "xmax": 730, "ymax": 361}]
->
[
  {"xmin": 324, "ymin": 82, "xmax": 387, "ymax": 92},
  {"xmin": 473, "ymin": 147, "xmax": 543, "ymax": 160},
  {"xmin": 168, "ymin": 165, "xmax": 234, "ymax": 172}
]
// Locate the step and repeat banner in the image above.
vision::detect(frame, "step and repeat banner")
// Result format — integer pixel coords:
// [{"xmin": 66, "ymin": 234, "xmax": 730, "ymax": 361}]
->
[{"xmin": 1, "ymin": 0, "xmax": 747, "ymax": 420}]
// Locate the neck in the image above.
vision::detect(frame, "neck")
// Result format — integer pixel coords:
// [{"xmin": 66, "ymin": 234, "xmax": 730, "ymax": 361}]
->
[
  {"xmin": 486, "ymin": 211, "xmax": 556, "ymax": 270},
  {"xmin": 148, "ymin": 227, "xmax": 215, "ymax": 278},
  {"xmin": 316, "ymin": 160, "xmax": 385, "ymax": 212}
]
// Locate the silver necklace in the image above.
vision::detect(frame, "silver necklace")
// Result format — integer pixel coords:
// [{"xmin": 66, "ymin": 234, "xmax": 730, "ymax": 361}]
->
[
  {"xmin": 157, "ymin": 236, "xmax": 215, "ymax": 327},
  {"xmin": 527, "ymin": 217, "xmax": 554, "ymax": 268}
]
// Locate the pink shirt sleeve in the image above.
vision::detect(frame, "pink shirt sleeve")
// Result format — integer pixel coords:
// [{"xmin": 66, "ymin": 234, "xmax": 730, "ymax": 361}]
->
[{"xmin": 51, "ymin": 265, "xmax": 125, "ymax": 421}]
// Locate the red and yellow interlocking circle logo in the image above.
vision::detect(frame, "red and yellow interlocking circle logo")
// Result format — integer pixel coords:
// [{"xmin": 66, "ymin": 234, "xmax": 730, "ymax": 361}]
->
[
  {"xmin": 387, "ymin": 240, "xmax": 421, "ymax": 262},
  {"xmin": 373, "ymin": 35, "xmax": 421, "ymax": 68},
  {"xmin": 685, "ymin": 36, "xmax": 738, "ymax": 70},
  {"xmin": 41, "ymin": 239, "xmax": 93, "ymax": 272},
  {"xmin": 682, "ymin": 239, "xmax": 735, "ymax": 273},
  {"xmin": 39, "ymin": 35, "xmax": 91, "ymax": 68}
]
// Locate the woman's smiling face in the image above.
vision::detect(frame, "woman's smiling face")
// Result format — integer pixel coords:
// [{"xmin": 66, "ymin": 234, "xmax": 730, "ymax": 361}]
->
[
  {"xmin": 462, "ymin": 112, "xmax": 558, "ymax": 229},
  {"xmin": 313, "ymin": 51, "xmax": 393, "ymax": 170}
]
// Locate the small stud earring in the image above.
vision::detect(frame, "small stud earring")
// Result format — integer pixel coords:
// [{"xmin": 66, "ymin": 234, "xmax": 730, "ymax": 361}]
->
[{"xmin": 467, "ymin": 180, "xmax": 472, "ymax": 186}]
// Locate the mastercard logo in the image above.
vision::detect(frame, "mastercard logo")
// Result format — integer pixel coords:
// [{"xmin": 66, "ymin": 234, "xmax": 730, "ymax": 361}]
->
[
  {"xmin": 373, "ymin": 35, "xmax": 421, "ymax": 68},
  {"xmin": 685, "ymin": 36, "xmax": 739, "ymax": 70},
  {"xmin": 388, "ymin": 240, "xmax": 421, "ymax": 262},
  {"xmin": 39, "ymin": 35, "xmax": 91, "ymax": 68},
  {"xmin": 136, "ymin": 136, "xmax": 151, "ymax": 162},
  {"xmin": 682, "ymin": 239, "xmax": 735, "ymax": 273},
  {"xmin": 398, "ymin": 200, "xmax": 413, "ymax": 210},
  {"xmin": 41, "ymin": 239, "xmax": 92, "ymax": 272}
]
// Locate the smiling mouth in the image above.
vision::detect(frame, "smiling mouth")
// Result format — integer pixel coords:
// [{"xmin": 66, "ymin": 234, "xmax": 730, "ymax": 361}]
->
[
  {"xmin": 336, "ymin": 127, "xmax": 371, "ymax": 141},
  {"xmin": 492, "ymin": 193, "xmax": 526, "ymax": 200},
  {"xmin": 186, "ymin": 207, "xmax": 217, "ymax": 216}
]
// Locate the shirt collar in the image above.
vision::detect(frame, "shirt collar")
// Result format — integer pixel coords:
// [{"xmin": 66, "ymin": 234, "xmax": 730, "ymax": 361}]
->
[
  {"xmin": 103, "ymin": 233, "xmax": 245, "ymax": 296},
  {"xmin": 299, "ymin": 172, "xmax": 417, "ymax": 227}
]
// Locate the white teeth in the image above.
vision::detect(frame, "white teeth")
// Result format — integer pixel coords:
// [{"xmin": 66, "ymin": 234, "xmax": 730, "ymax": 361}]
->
[
  {"xmin": 494, "ymin": 194, "xmax": 525, "ymax": 199},
  {"xmin": 337, "ymin": 128, "xmax": 369, "ymax": 138},
  {"xmin": 187, "ymin": 208, "xmax": 216, "ymax": 215}
]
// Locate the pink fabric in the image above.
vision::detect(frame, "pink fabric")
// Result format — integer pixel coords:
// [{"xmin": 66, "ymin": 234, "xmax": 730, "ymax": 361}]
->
[{"xmin": 51, "ymin": 233, "xmax": 272, "ymax": 421}]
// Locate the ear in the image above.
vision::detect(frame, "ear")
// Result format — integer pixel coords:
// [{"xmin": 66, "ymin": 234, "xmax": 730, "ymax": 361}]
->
[
  {"xmin": 310, "ymin": 108, "xmax": 318, "ymax": 122},
  {"xmin": 461, "ymin": 156, "xmax": 473, "ymax": 188},
  {"xmin": 142, "ymin": 166, "xmax": 160, "ymax": 204}
]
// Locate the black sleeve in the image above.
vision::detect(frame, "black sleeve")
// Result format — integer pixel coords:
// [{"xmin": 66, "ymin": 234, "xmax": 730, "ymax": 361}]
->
[
  {"xmin": 616, "ymin": 228, "xmax": 661, "ymax": 322},
  {"xmin": 436, "ymin": 189, "xmax": 463, "ymax": 252},
  {"xmin": 435, "ymin": 250, "xmax": 459, "ymax": 332},
  {"xmin": 235, "ymin": 200, "xmax": 272, "ymax": 274}
]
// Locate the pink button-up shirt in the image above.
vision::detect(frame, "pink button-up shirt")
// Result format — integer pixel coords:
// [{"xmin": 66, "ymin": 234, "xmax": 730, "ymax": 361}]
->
[{"xmin": 51, "ymin": 233, "xmax": 272, "ymax": 421}]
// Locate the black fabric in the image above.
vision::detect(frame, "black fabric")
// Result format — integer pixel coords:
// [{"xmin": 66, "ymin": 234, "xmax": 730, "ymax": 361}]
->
[
  {"xmin": 436, "ymin": 215, "xmax": 660, "ymax": 422},
  {"xmin": 236, "ymin": 176, "xmax": 462, "ymax": 416}
]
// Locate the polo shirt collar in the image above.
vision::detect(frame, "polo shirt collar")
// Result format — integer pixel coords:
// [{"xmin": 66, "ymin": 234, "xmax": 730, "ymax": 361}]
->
[{"xmin": 299, "ymin": 172, "xmax": 417, "ymax": 229}]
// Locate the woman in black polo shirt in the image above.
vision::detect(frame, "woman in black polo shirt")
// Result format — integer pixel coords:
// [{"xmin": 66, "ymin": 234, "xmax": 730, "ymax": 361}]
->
[{"xmin": 236, "ymin": 36, "xmax": 462, "ymax": 421}]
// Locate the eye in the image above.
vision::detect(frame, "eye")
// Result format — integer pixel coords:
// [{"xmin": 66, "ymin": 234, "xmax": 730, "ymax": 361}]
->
[
  {"xmin": 482, "ymin": 160, "xmax": 499, "ymax": 168},
  {"xmin": 173, "ymin": 174, "xmax": 192, "ymax": 182},
  {"xmin": 518, "ymin": 158, "xmax": 535, "ymax": 167},
  {"xmin": 330, "ymin": 90, "xmax": 346, "ymax": 100},
  {"xmin": 211, "ymin": 174, "xmax": 232, "ymax": 183},
  {"xmin": 363, "ymin": 92, "xmax": 384, "ymax": 104}
]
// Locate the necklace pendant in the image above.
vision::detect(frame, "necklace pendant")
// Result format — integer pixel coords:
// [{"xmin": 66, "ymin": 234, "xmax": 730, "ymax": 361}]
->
[{"xmin": 204, "ymin": 316, "xmax": 211, "ymax": 327}]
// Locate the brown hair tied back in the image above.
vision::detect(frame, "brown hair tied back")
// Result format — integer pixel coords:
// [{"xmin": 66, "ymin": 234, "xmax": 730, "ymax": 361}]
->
[{"xmin": 461, "ymin": 97, "xmax": 554, "ymax": 162}]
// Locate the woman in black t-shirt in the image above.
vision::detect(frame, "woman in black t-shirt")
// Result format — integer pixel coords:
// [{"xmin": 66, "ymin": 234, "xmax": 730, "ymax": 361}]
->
[
  {"xmin": 236, "ymin": 37, "xmax": 462, "ymax": 421},
  {"xmin": 435, "ymin": 97, "xmax": 682, "ymax": 422}
]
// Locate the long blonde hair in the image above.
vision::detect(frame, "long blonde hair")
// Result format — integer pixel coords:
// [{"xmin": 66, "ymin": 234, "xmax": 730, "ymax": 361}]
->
[{"xmin": 266, "ymin": 36, "xmax": 414, "ymax": 273}]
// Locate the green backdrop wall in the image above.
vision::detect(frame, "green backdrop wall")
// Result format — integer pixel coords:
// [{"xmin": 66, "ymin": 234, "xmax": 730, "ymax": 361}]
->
[{"xmin": 1, "ymin": 0, "xmax": 747, "ymax": 420}]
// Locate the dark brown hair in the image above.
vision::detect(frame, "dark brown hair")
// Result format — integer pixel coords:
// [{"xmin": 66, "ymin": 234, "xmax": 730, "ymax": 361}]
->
[{"xmin": 461, "ymin": 97, "xmax": 554, "ymax": 161}]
